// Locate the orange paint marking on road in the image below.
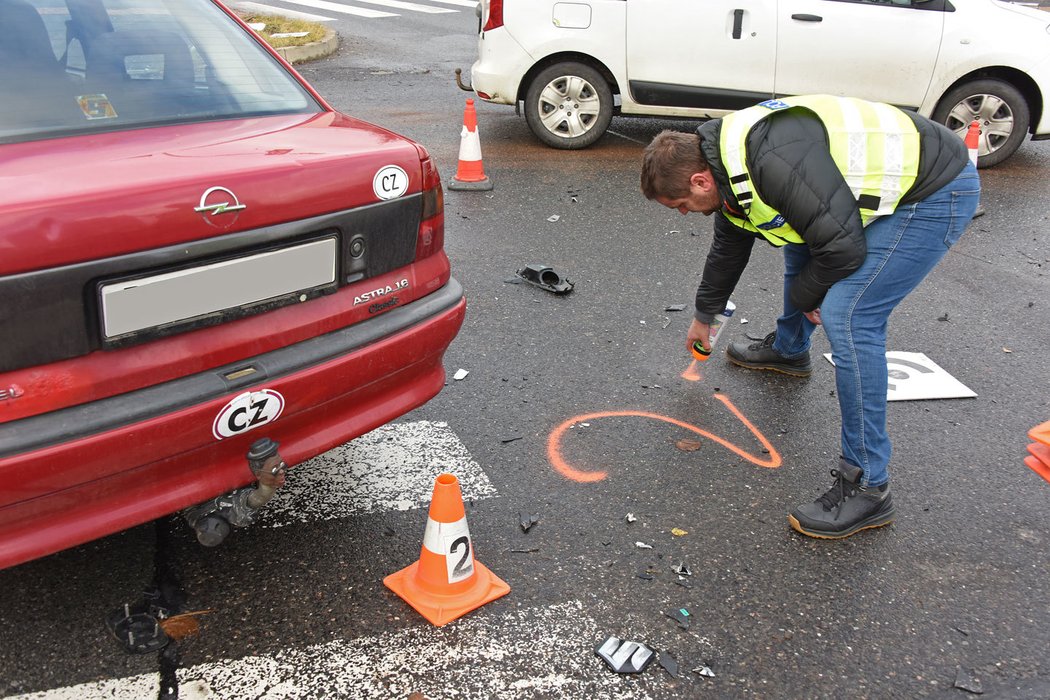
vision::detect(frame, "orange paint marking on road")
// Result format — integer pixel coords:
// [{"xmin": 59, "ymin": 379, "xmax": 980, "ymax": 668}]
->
[
  {"xmin": 547, "ymin": 394, "xmax": 782, "ymax": 483},
  {"xmin": 680, "ymin": 360, "xmax": 701, "ymax": 381}
]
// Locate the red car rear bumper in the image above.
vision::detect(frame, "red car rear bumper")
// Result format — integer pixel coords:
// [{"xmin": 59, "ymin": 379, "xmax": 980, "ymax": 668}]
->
[{"xmin": 0, "ymin": 281, "xmax": 465, "ymax": 570}]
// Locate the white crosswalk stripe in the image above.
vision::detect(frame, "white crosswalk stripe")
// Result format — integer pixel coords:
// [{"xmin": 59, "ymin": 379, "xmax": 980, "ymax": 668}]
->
[
  {"xmin": 259, "ymin": 420, "xmax": 498, "ymax": 527},
  {"xmin": 13, "ymin": 602, "xmax": 671, "ymax": 699},
  {"xmin": 281, "ymin": 0, "xmax": 456, "ymax": 16},
  {"xmin": 230, "ymin": 1, "xmax": 340, "ymax": 21}
]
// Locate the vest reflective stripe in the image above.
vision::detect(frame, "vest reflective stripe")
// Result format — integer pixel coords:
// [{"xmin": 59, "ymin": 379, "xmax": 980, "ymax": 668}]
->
[{"xmin": 718, "ymin": 95, "xmax": 921, "ymax": 246}]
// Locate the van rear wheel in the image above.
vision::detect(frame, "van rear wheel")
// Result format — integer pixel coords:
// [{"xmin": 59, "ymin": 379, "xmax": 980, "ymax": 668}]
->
[
  {"xmin": 931, "ymin": 79, "xmax": 1029, "ymax": 168},
  {"xmin": 524, "ymin": 62, "xmax": 613, "ymax": 149}
]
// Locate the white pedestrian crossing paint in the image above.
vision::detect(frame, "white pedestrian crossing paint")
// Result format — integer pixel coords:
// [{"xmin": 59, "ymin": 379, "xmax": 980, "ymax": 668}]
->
[
  {"xmin": 259, "ymin": 420, "xmax": 497, "ymax": 527},
  {"xmin": 231, "ymin": 1, "xmax": 338, "ymax": 21},
  {"xmin": 13, "ymin": 602, "xmax": 670, "ymax": 699},
  {"xmin": 281, "ymin": 0, "xmax": 455, "ymax": 16}
]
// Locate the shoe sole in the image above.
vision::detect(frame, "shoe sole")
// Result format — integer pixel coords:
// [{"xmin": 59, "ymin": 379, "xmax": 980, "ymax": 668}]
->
[
  {"xmin": 727, "ymin": 355, "xmax": 812, "ymax": 378},
  {"xmin": 787, "ymin": 511, "xmax": 895, "ymax": 540}
]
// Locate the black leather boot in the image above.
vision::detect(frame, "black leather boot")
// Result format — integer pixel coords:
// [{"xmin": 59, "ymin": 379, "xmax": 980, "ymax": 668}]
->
[
  {"xmin": 726, "ymin": 331, "xmax": 812, "ymax": 377},
  {"xmin": 789, "ymin": 460, "xmax": 895, "ymax": 539}
]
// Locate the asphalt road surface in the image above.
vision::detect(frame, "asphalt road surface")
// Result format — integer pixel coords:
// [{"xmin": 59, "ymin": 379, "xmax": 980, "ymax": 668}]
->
[{"xmin": 2, "ymin": 6, "xmax": 1050, "ymax": 699}]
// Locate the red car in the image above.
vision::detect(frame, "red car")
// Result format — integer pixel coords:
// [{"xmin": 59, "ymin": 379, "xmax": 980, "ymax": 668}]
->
[{"xmin": 0, "ymin": 0, "xmax": 465, "ymax": 568}]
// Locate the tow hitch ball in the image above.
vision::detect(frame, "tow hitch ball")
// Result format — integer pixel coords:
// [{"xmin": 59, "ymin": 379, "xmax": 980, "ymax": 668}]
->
[{"xmin": 181, "ymin": 438, "xmax": 287, "ymax": 547}]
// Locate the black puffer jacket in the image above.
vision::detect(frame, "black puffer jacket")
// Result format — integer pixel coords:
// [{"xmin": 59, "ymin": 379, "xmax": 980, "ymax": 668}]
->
[{"xmin": 693, "ymin": 108, "xmax": 969, "ymax": 321}]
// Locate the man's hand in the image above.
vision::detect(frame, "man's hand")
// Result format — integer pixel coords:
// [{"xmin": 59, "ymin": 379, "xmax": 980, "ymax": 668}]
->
[
  {"xmin": 687, "ymin": 318, "xmax": 711, "ymax": 353},
  {"xmin": 804, "ymin": 308, "xmax": 822, "ymax": 326}
]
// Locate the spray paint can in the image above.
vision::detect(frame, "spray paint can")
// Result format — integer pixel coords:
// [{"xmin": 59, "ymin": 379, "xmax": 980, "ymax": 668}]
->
[{"xmin": 691, "ymin": 301, "xmax": 736, "ymax": 361}]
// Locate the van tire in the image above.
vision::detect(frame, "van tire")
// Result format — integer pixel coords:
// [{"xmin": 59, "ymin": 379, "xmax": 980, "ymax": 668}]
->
[
  {"xmin": 931, "ymin": 79, "xmax": 1029, "ymax": 168},
  {"xmin": 524, "ymin": 62, "xmax": 613, "ymax": 149}
]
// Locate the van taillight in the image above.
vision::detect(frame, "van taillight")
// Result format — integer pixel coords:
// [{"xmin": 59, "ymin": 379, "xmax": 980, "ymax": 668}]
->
[
  {"xmin": 416, "ymin": 156, "xmax": 445, "ymax": 260},
  {"xmin": 483, "ymin": 0, "xmax": 503, "ymax": 31}
]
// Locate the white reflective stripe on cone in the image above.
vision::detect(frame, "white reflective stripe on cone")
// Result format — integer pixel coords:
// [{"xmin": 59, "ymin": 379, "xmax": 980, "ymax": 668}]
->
[
  {"xmin": 422, "ymin": 516, "xmax": 470, "ymax": 555},
  {"xmin": 459, "ymin": 126, "xmax": 483, "ymax": 161}
]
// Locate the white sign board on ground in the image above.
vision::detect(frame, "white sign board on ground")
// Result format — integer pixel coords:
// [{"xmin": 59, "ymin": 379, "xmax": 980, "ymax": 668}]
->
[{"xmin": 822, "ymin": 351, "xmax": 976, "ymax": 401}]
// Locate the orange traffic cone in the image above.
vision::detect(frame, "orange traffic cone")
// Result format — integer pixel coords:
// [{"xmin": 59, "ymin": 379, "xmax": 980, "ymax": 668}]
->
[
  {"xmin": 384, "ymin": 473, "xmax": 509, "ymax": 626},
  {"xmin": 1026, "ymin": 420, "xmax": 1050, "ymax": 483},
  {"xmin": 448, "ymin": 99, "xmax": 493, "ymax": 192},
  {"xmin": 965, "ymin": 119, "xmax": 981, "ymax": 165},
  {"xmin": 964, "ymin": 119, "xmax": 985, "ymax": 218}
]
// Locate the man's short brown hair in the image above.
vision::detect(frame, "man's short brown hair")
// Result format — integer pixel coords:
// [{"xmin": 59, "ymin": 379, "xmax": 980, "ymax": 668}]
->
[{"xmin": 640, "ymin": 130, "xmax": 709, "ymax": 200}]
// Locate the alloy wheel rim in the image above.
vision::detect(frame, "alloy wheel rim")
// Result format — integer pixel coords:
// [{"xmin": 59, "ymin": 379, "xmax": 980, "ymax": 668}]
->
[
  {"xmin": 946, "ymin": 93, "xmax": 1015, "ymax": 157},
  {"xmin": 536, "ymin": 75, "xmax": 601, "ymax": 138}
]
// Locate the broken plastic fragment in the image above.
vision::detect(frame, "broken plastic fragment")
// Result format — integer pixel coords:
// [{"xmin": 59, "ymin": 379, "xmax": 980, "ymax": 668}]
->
[
  {"xmin": 740, "ymin": 318, "xmax": 749, "ymax": 324},
  {"xmin": 635, "ymin": 541, "xmax": 653, "ymax": 549},
  {"xmin": 666, "ymin": 608, "xmax": 691, "ymax": 630},
  {"xmin": 519, "ymin": 513, "xmax": 540, "ymax": 533},
  {"xmin": 671, "ymin": 528, "xmax": 688, "ymax": 537},
  {"xmin": 659, "ymin": 652, "xmax": 680, "ymax": 678},
  {"xmin": 665, "ymin": 304, "xmax": 687, "ymax": 312},
  {"xmin": 693, "ymin": 665, "xmax": 715, "ymax": 678},
  {"xmin": 547, "ymin": 214, "xmax": 560, "ymax": 222},
  {"xmin": 515, "ymin": 264, "xmax": 574, "ymax": 295},
  {"xmin": 672, "ymin": 562, "xmax": 692, "ymax": 576},
  {"xmin": 595, "ymin": 636, "xmax": 655, "ymax": 674},
  {"xmin": 501, "ymin": 434, "xmax": 524, "ymax": 443},
  {"xmin": 453, "ymin": 369, "xmax": 469, "ymax": 381},
  {"xmin": 625, "ymin": 513, "xmax": 637, "ymax": 523},
  {"xmin": 954, "ymin": 667, "xmax": 983, "ymax": 694}
]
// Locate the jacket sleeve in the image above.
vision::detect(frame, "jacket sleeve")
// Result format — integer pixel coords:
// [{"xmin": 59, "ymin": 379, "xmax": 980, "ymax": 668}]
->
[
  {"xmin": 746, "ymin": 116, "xmax": 867, "ymax": 312},
  {"xmin": 694, "ymin": 212, "xmax": 755, "ymax": 323}
]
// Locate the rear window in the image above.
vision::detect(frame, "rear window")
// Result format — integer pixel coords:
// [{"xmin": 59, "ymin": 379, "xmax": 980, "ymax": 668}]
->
[{"xmin": 0, "ymin": 0, "xmax": 321, "ymax": 143}]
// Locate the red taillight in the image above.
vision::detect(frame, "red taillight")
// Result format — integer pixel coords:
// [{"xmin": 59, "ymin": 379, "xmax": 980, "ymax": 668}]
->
[
  {"xmin": 416, "ymin": 156, "xmax": 445, "ymax": 260},
  {"xmin": 483, "ymin": 0, "xmax": 503, "ymax": 31}
]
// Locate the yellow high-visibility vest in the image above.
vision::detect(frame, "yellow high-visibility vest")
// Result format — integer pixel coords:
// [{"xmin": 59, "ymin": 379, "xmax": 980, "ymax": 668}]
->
[{"xmin": 718, "ymin": 95, "xmax": 921, "ymax": 246}]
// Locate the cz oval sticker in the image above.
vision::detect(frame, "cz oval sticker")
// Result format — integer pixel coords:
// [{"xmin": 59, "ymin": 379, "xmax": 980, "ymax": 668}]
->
[
  {"xmin": 373, "ymin": 165, "xmax": 409, "ymax": 200},
  {"xmin": 212, "ymin": 390, "xmax": 285, "ymax": 440}
]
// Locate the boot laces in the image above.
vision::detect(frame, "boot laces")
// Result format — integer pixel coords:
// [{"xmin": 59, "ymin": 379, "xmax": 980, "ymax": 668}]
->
[
  {"xmin": 749, "ymin": 331, "xmax": 777, "ymax": 351},
  {"xmin": 816, "ymin": 469, "xmax": 858, "ymax": 515}
]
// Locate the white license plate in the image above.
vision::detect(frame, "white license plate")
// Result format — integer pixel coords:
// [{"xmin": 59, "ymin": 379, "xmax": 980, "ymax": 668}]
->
[{"xmin": 100, "ymin": 237, "xmax": 337, "ymax": 339}]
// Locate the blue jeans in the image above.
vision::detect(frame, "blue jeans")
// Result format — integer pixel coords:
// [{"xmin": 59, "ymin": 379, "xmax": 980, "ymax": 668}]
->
[{"xmin": 771, "ymin": 161, "xmax": 980, "ymax": 486}]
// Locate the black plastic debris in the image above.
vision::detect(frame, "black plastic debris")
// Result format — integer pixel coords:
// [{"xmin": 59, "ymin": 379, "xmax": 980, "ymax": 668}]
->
[
  {"xmin": 510, "ymin": 547, "xmax": 539, "ymax": 553},
  {"xmin": 515, "ymin": 264, "xmax": 574, "ymax": 295},
  {"xmin": 503, "ymin": 277, "xmax": 524, "ymax": 285},
  {"xmin": 595, "ymin": 636, "xmax": 655, "ymax": 674},
  {"xmin": 693, "ymin": 665, "xmax": 716, "ymax": 678},
  {"xmin": 673, "ymin": 562, "xmax": 692, "ymax": 577},
  {"xmin": 674, "ymin": 579, "xmax": 694, "ymax": 590},
  {"xmin": 666, "ymin": 608, "xmax": 691, "ymax": 630},
  {"xmin": 938, "ymin": 312, "xmax": 950, "ymax": 322},
  {"xmin": 637, "ymin": 571, "xmax": 655, "ymax": 581},
  {"xmin": 954, "ymin": 667, "xmax": 984, "ymax": 695},
  {"xmin": 106, "ymin": 606, "xmax": 170, "ymax": 654},
  {"xmin": 519, "ymin": 513, "xmax": 540, "ymax": 533},
  {"xmin": 501, "ymin": 434, "xmax": 524, "ymax": 444},
  {"xmin": 665, "ymin": 304, "xmax": 687, "ymax": 312},
  {"xmin": 659, "ymin": 652, "xmax": 680, "ymax": 678}
]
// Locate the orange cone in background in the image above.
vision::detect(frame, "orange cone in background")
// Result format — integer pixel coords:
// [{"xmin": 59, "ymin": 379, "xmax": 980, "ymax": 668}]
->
[
  {"xmin": 965, "ymin": 119, "xmax": 981, "ymax": 165},
  {"xmin": 1024, "ymin": 420, "xmax": 1050, "ymax": 484},
  {"xmin": 964, "ymin": 119, "xmax": 985, "ymax": 218},
  {"xmin": 384, "ymin": 473, "xmax": 509, "ymax": 626},
  {"xmin": 448, "ymin": 99, "xmax": 493, "ymax": 191}
]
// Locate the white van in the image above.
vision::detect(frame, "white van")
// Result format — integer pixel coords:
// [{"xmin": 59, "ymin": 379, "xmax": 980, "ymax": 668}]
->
[{"xmin": 465, "ymin": 0, "xmax": 1050, "ymax": 166}]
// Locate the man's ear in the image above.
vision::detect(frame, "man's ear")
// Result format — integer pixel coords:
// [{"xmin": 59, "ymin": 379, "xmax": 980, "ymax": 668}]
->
[{"xmin": 689, "ymin": 171, "xmax": 714, "ymax": 192}]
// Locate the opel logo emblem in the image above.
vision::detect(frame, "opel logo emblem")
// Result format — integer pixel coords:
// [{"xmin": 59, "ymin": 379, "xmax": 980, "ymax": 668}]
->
[{"xmin": 194, "ymin": 186, "xmax": 246, "ymax": 226}]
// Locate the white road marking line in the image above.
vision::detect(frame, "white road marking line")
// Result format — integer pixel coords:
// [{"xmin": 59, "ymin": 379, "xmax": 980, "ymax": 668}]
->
[
  {"xmin": 259, "ymin": 420, "xmax": 498, "ymax": 527},
  {"xmin": 230, "ymin": 1, "xmax": 338, "ymax": 21},
  {"xmin": 265, "ymin": 0, "xmax": 398, "ymax": 18},
  {"xmin": 420, "ymin": 0, "xmax": 478, "ymax": 7},
  {"xmin": 284, "ymin": 0, "xmax": 455, "ymax": 15},
  {"xmin": 13, "ymin": 602, "xmax": 671, "ymax": 699}
]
